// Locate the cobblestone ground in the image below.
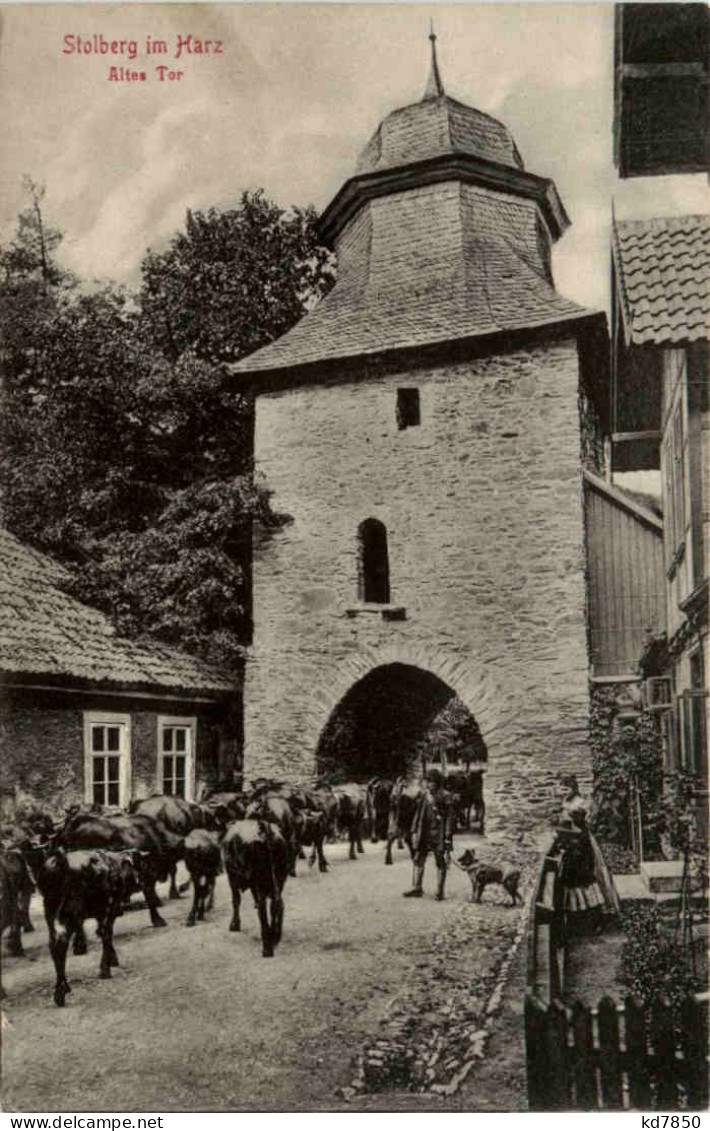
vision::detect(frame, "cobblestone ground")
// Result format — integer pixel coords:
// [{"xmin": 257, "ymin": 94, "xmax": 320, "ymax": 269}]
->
[
  {"xmin": 1, "ymin": 823, "xmax": 544, "ymax": 1112},
  {"xmin": 346, "ymin": 824, "xmax": 540, "ymax": 1100}
]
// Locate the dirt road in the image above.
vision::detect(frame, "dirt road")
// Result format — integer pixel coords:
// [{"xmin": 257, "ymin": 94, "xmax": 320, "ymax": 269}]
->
[{"xmin": 1, "ymin": 832, "xmax": 531, "ymax": 1112}]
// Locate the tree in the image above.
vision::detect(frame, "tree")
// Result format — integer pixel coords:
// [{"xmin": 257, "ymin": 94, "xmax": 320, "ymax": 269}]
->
[
  {"xmin": 1, "ymin": 186, "xmax": 333, "ymax": 667},
  {"xmin": 140, "ymin": 189, "xmax": 334, "ymax": 364},
  {"xmin": 414, "ymin": 696, "xmax": 488, "ymax": 766}
]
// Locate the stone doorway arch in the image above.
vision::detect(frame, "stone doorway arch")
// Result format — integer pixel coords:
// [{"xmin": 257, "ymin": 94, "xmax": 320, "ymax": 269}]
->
[{"xmin": 315, "ymin": 662, "xmax": 487, "ymax": 781}]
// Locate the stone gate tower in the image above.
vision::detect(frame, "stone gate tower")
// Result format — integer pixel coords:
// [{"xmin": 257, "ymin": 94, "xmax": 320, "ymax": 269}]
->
[{"xmin": 232, "ymin": 39, "xmax": 608, "ymax": 820}]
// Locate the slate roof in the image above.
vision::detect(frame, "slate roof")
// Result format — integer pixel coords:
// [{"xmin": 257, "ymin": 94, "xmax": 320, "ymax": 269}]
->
[
  {"xmin": 232, "ymin": 226, "xmax": 590, "ymax": 378},
  {"xmin": 0, "ymin": 528, "xmax": 235, "ymax": 694},
  {"xmin": 614, "ymin": 214, "xmax": 710, "ymax": 345},
  {"xmin": 355, "ymin": 95, "xmax": 524, "ymax": 177},
  {"xmin": 232, "ymin": 73, "xmax": 594, "ymax": 383}
]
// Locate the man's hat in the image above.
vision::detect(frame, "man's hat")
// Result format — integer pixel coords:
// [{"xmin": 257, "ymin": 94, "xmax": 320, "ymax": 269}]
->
[{"xmin": 425, "ymin": 767, "xmax": 444, "ymax": 785}]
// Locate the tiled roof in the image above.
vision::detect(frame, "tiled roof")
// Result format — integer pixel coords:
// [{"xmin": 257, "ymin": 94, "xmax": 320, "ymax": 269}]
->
[
  {"xmin": 355, "ymin": 96, "xmax": 524, "ymax": 177},
  {"xmin": 0, "ymin": 528, "xmax": 235, "ymax": 694},
  {"xmin": 614, "ymin": 214, "xmax": 710, "ymax": 345}
]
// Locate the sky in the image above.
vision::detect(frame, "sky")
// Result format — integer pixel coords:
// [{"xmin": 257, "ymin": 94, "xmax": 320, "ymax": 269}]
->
[{"xmin": 1, "ymin": 1, "xmax": 708, "ymax": 320}]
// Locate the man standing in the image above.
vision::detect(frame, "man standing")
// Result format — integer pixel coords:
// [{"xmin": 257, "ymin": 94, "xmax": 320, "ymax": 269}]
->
[{"xmin": 403, "ymin": 767, "xmax": 455, "ymax": 901}]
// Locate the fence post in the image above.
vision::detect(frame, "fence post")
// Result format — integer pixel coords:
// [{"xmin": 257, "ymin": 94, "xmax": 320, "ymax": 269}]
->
[
  {"xmin": 680, "ymin": 995, "xmax": 709, "ymax": 1110},
  {"xmin": 598, "ymin": 997, "xmax": 623, "ymax": 1109},
  {"xmin": 650, "ymin": 999, "xmax": 680, "ymax": 1109},
  {"xmin": 571, "ymin": 999, "xmax": 597, "ymax": 1109},
  {"xmin": 624, "ymin": 995, "xmax": 651, "ymax": 1110},
  {"xmin": 525, "ymin": 993, "xmax": 547, "ymax": 1111},
  {"xmin": 546, "ymin": 1000, "xmax": 573, "ymax": 1110}
]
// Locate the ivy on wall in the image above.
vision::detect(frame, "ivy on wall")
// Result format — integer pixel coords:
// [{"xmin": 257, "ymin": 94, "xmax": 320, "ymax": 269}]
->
[{"xmin": 590, "ymin": 685, "xmax": 663, "ymax": 852}]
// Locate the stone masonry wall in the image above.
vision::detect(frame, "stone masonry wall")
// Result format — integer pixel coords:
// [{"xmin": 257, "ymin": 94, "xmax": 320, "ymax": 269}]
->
[
  {"xmin": 245, "ymin": 337, "xmax": 592, "ymax": 819},
  {"xmin": 1, "ymin": 688, "xmax": 226, "ymax": 809}
]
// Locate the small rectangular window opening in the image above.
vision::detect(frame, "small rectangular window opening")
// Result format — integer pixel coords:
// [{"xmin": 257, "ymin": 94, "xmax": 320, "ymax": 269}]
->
[{"xmin": 397, "ymin": 388, "xmax": 420, "ymax": 430}]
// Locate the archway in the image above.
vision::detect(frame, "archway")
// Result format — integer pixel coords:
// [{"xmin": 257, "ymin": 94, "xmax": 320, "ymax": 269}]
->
[{"xmin": 315, "ymin": 662, "xmax": 487, "ymax": 780}]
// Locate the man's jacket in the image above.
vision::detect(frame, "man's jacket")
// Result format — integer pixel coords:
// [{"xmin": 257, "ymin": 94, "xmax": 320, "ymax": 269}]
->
[{"xmin": 410, "ymin": 787, "xmax": 455, "ymax": 853}]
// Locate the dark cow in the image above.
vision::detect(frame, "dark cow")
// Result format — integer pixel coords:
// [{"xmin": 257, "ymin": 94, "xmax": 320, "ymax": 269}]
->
[
  {"xmin": 250, "ymin": 777, "xmax": 285, "ymax": 796},
  {"xmin": 203, "ymin": 792, "xmax": 248, "ymax": 824},
  {"xmin": 365, "ymin": 778, "xmax": 394, "ymax": 843},
  {"xmin": 249, "ymin": 780, "xmax": 312, "ymax": 819},
  {"xmin": 41, "ymin": 848, "xmax": 139, "ymax": 1007},
  {"xmin": 222, "ymin": 820, "xmax": 290, "ymax": 957},
  {"xmin": 130, "ymin": 795, "xmax": 220, "ymax": 898},
  {"xmin": 333, "ymin": 784, "xmax": 366, "ymax": 860},
  {"xmin": 302, "ymin": 785, "xmax": 339, "ymax": 841},
  {"xmin": 446, "ymin": 768, "xmax": 486, "ymax": 832},
  {"xmin": 2, "ymin": 811, "xmax": 55, "ymax": 935},
  {"xmin": 245, "ymin": 794, "xmax": 298, "ymax": 877},
  {"xmin": 385, "ymin": 777, "xmax": 423, "ymax": 865},
  {"xmin": 292, "ymin": 809, "xmax": 328, "ymax": 872},
  {"xmin": 1, "ymin": 849, "xmax": 34, "ymax": 964},
  {"xmin": 58, "ymin": 812, "xmax": 184, "ymax": 935},
  {"xmin": 184, "ymin": 829, "xmax": 222, "ymax": 927}
]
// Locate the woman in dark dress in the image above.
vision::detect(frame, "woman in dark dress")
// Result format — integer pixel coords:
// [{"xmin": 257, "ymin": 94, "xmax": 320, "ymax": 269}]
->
[{"xmin": 557, "ymin": 773, "xmax": 621, "ymax": 931}]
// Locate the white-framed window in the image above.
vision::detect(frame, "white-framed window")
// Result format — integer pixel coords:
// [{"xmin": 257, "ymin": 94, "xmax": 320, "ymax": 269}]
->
[
  {"xmin": 83, "ymin": 712, "xmax": 131, "ymax": 808},
  {"xmin": 157, "ymin": 716, "xmax": 196, "ymax": 800}
]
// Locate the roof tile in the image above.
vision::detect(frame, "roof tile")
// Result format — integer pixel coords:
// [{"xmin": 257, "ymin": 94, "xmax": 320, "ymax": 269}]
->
[
  {"xmin": 614, "ymin": 214, "xmax": 710, "ymax": 346},
  {"xmin": 0, "ymin": 528, "xmax": 235, "ymax": 694}
]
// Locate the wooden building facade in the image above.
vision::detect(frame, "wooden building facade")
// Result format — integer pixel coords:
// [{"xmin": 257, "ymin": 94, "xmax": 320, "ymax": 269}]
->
[{"xmin": 584, "ymin": 470, "xmax": 665, "ymax": 680}]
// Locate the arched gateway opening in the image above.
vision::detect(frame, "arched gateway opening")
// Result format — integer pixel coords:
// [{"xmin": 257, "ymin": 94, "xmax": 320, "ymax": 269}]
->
[{"xmin": 315, "ymin": 663, "xmax": 487, "ymax": 780}]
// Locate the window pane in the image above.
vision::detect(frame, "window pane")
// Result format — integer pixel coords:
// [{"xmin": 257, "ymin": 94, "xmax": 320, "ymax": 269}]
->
[
  {"xmin": 163, "ymin": 728, "xmax": 173, "ymax": 753},
  {"xmin": 107, "ymin": 756, "xmax": 120, "ymax": 784},
  {"xmin": 107, "ymin": 780, "xmax": 119, "ymax": 807},
  {"xmin": 175, "ymin": 728, "xmax": 186, "ymax": 753},
  {"xmin": 92, "ymin": 726, "xmax": 105, "ymax": 753},
  {"xmin": 93, "ymin": 755, "xmax": 106, "ymax": 783},
  {"xmin": 93, "ymin": 782, "xmax": 105, "ymax": 807},
  {"xmin": 175, "ymin": 779, "xmax": 185, "ymax": 799},
  {"xmin": 107, "ymin": 727, "xmax": 120, "ymax": 752},
  {"xmin": 175, "ymin": 756, "xmax": 186, "ymax": 780}
]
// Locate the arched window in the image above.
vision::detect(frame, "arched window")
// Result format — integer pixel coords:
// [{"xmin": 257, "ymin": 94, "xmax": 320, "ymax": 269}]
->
[{"xmin": 358, "ymin": 519, "xmax": 390, "ymax": 604}]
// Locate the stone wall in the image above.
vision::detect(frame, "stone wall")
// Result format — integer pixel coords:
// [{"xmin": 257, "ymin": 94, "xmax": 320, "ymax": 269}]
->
[
  {"xmin": 245, "ymin": 335, "xmax": 593, "ymax": 820},
  {"xmin": 1, "ymin": 687, "xmax": 231, "ymax": 810}
]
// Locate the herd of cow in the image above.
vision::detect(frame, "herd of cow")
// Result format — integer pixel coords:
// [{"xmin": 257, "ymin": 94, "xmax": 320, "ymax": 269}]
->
[{"xmin": 0, "ymin": 769, "xmax": 485, "ymax": 1008}]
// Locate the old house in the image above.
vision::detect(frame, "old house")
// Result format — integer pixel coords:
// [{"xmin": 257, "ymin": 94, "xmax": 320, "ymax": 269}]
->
[
  {"xmin": 231, "ymin": 39, "xmax": 609, "ymax": 821},
  {"xmin": 0, "ymin": 527, "xmax": 239, "ymax": 809},
  {"xmin": 611, "ymin": 215, "xmax": 709, "ymax": 824},
  {"xmin": 609, "ymin": 1, "xmax": 708, "ymax": 846}
]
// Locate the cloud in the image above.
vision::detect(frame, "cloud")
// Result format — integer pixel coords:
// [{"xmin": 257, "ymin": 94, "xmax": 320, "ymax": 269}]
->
[{"xmin": 1, "ymin": 1, "xmax": 654, "ymax": 320}]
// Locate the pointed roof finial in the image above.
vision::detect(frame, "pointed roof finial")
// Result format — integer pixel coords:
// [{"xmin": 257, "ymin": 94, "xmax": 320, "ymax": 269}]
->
[{"xmin": 422, "ymin": 21, "xmax": 445, "ymax": 101}]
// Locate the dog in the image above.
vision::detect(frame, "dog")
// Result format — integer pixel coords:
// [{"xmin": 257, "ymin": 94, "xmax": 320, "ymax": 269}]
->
[{"xmin": 456, "ymin": 847, "xmax": 522, "ymax": 906}]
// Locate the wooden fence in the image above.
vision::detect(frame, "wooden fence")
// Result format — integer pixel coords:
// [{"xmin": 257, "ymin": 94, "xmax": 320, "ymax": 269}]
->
[
  {"xmin": 526, "ymin": 992, "xmax": 709, "ymax": 1111},
  {"xmin": 526, "ymin": 841, "xmax": 567, "ymax": 1003},
  {"xmin": 525, "ymin": 831, "xmax": 709, "ymax": 1111}
]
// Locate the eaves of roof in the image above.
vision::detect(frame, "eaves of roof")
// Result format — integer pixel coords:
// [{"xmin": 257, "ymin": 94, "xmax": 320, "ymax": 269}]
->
[
  {"xmin": 231, "ymin": 309, "xmax": 606, "ymax": 395},
  {"xmin": 319, "ymin": 151, "xmax": 570, "ymax": 248},
  {"xmin": 583, "ymin": 469, "xmax": 663, "ymax": 533}
]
